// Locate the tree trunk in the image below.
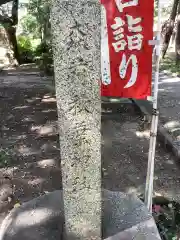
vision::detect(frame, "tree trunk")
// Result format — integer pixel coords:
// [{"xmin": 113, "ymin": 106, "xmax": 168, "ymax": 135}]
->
[
  {"xmin": 51, "ymin": 1, "xmax": 101, "ymax": 239},
  {"xmin": 11, "ymin": 0, "xmax": 20, "ymax": 63},
  {"xmin": 161, "ymin": 0, "xmax": 179, "ymax": 58},
  {"xmin": 0, "ymin": 0, "xmax": 20, "ymax": 64},
  {"xmin": 43, "ymin": 12, "xmax": 51, "ymax": 44},
  {"xmin": 11, "ymin": 0, "xmax": 18, "ymax": 25},
  {"xmin": 6, "ymin": 26, "xmax": 20, "ymax": 64},
  {"xmin": 176, "ymin": 1, "xmax": 180, "ymax": 63}
]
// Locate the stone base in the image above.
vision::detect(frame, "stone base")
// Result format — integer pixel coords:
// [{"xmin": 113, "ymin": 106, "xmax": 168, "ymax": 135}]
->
[{"xmin": 0, "ymin": 190, "xmax": 161, "ymax": 240}]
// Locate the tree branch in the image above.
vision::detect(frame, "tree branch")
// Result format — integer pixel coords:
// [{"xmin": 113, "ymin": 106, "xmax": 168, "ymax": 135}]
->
[
  {"xmin": 0, "ymin": 0, "xmax": 12, "ymax": 6},
  {"xmin": 0, "ymin": 13, "xmax": 12, "ymax": 24},
  {"xmin": 11, "ymin": 0, "xmax": 18, "ymax": 25}
]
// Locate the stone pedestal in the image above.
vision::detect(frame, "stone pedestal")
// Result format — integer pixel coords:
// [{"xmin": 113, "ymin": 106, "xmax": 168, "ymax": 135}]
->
[{"xmin": 0, "ymin": 190, "xmax": 161, "ymax": 240}]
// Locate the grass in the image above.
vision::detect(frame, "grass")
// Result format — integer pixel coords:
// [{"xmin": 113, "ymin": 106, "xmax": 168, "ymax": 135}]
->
[{"xmin": 160, "ymin": 57, "xmax": 180, "ymax": 76}]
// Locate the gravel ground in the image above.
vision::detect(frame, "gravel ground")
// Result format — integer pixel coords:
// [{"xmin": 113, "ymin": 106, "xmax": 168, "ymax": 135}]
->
[{"xmin": 102, "ymin": 102, "xmax": 180, "ymax": 202}]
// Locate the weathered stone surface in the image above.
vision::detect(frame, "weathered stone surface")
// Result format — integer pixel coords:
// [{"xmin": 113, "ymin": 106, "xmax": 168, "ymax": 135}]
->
[
  {"xmin": 51, "ymin": 0, "xmax": 101, "ymax": 239},
  {"xmin": 102, "ymin": 190, "xmax": 152, "ymax": 237},
  {"xmin": 104, "ymin": 219, "xmax": 161, "ymax": 240},
  {"xmin": 0, "ymin": 190, "xmax": 161, "ymax": 240}
]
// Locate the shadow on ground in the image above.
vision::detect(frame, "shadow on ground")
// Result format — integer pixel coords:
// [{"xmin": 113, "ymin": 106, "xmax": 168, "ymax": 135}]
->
[
  {"xmin": 0, "ymin": 78, "xmax": 61, "ymax": 224},
  {"xmin": 101, "ymin": 102, "xmax": 180, "ymax": 203}
]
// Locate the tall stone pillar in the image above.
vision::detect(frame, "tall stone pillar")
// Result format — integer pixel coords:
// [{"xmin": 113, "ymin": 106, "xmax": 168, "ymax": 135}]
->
[{"xmin": 51, "ymin": 1, "xmax": 101, "ymax": 239}]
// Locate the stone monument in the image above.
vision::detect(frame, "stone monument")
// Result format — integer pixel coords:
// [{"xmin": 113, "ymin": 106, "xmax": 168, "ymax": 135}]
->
[{"xmin": 51, "ymin": 0, "xmax": 101, "ymax": 239}]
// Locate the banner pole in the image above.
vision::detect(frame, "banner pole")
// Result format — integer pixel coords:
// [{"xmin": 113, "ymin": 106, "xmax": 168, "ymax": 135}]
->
[{"xmin": 145, "ymin": 0, "xmax": 162, "ymax": 212}]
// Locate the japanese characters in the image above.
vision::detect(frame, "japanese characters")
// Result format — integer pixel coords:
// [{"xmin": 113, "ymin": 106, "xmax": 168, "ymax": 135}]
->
[
  {"xmin": 101, "ymin": 0, "xmax": 153, "ymax": 99},
  {"xmin": 111, "ymin": 1, "xmax": 143, "ymax": 88}
]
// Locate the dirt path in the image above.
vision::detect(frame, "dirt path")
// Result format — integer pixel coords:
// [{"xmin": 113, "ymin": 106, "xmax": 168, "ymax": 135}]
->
[
  {"xmin": 102, "ymin": 102, "xmax": 180, "ymax": 202},
  {"xmin": 0, "ymin": 66, "xmax": 61, "ymax": 223}
]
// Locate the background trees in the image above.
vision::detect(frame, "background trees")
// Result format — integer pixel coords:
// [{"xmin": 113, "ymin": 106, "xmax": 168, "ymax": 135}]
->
[
  {"xmin": 160, "ymin": 0, "xmax": 180, "ymax": 63},
  {"xmin": 0, "ymin": 0, "xmax": 52, "ymax": 71},
  {"xmin": 0, "ymin": 0, "xmax": 179, "ymax": 71}
]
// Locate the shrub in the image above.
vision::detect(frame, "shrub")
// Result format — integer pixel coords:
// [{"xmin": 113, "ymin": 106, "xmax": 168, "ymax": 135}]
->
[
  {"xmin": 17, "ymin": 35, "xmax": 35, "ymax": 64},
  {"xmin": 139, "ymin": 195, "xmax": 180, "ymax": 240},
  {"xmin": 35, "ymin": 42, "xmax": 50, "ymax": 56},
  {"xmin": 35, "ymin": 42, "xmax": 54, "ymax": 76}
]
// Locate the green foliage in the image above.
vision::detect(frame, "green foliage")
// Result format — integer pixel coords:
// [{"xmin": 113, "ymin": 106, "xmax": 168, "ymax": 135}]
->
[
  {"xmin": 139, "ymin": 195, "xmax": 180, "ymax": 240},
  {"xmin": 35, "ymin": 42, "xmax": 53, "ymax": 75},
  {"xmin": 17, "ymin": 35, "xmax": 35, "ymax": 63},
  {"xmin": 28, "ymin": 0, "xmax": 50, "ymax": 22},
  {"xmin": 154, "ymin": 0, "xmax": 172, "ymax": 22},
  {"xmin": 20, "ymin": 0, "xmax": 51, "ymax": 41},
  {"xmin": 161, "ymin": 57, "xmax": 180, "ymax": 76},
  {"xmin": 154, "ymin": 0, "xmax": 158, "ymax": 18},
  {"xmin": 20, "ymin": 14, "xmax": 39, "ymax": 38},
  {"xmin": 18, "ymin": 0, "xmax": 52, "ymax": 70},
  {"xmin": 35, "ymin": 42, "xmax": 50, "ymax": 56},
  {"xmin": 152, "ymin": 199, "xmax": 180, "ymax": 240},
  {"xmin": 17, "ymin": 35, "xmax": 32, "ymax": 50}
]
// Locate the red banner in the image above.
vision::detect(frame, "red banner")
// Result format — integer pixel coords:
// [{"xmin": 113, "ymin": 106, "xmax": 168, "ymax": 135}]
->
[{"xmin": 101, "ymin": 0, "xmax": 154, "ymax": 99}]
